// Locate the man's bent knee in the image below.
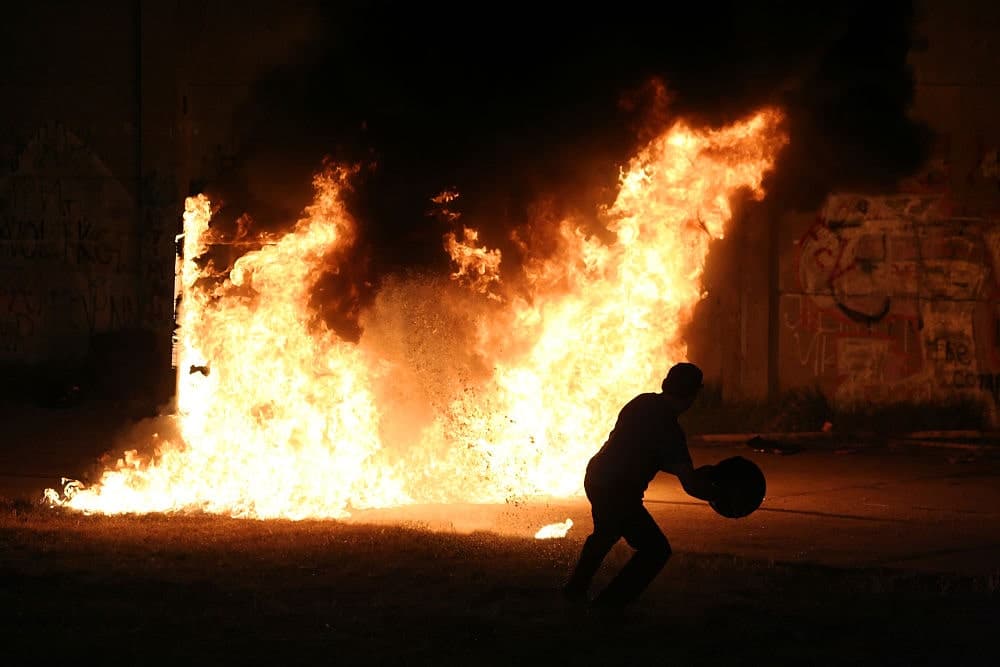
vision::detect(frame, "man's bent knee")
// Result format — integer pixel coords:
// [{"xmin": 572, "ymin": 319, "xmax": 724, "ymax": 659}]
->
[
  {"xmin": 647, "ymin": 537, "xmax": 672, "ymax": 564},
  {"xmin": 585, "ymin": 530, "xmax": 620, "ymax": 552},
  {"xmin": 623, "ymin": 524, "xmax": 672, "ymax": 560}
]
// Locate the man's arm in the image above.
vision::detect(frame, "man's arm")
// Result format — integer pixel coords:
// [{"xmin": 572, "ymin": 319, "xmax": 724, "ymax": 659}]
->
[{"xmin": 667, "ymin": 462, "xmax": 720, "ymax": 502}]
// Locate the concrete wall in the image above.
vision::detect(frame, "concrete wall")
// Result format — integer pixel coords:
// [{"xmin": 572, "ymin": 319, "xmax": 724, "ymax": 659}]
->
[
  {"xmin": 777, "ymin": 194, "xmax": 1000, "ymax": 406},
  {"xmin": 4, "ymin": 0, "xmax": 999, "ymax": 419},
  {"xmin": 0, "ymin": 3, "xmax": 143, "ymax": 363},
  {"xmin": 0, "ymin": 1, "xmax": 316, "ymax": 391},
  {"xmin": 771, "ymin": 0, "xmax": 1000, "ymax": 417}
]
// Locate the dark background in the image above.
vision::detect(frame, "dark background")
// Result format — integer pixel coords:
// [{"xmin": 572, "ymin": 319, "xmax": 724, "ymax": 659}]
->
[
  {"xmin": 208, "ymin": 1, "xmax": 928, "ymax": 273},
  {"xmin": 8, "ymin": 1, "xmax": 994, "ymax": 415}
]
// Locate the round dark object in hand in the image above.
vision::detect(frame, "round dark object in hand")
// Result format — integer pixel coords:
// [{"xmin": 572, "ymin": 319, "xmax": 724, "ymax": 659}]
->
[{"xmin": 707, "ymin": 456, "xmax": 766, "ymax": 519}]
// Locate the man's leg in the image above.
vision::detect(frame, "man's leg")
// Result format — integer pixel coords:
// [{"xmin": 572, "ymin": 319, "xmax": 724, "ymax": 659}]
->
[
  {"xmin": 591, "ymin": 505, "xmax": 672, "ymax": 608},
  {"xmin": 564, "ymin": 530, "xmax": 620, "ymax": 600},
  {"xmin": 563, "ymin": 492, "xmax": 622, "ymax": 600}
]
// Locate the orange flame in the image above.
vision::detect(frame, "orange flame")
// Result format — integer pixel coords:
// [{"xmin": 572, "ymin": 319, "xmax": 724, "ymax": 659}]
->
[
  {"xmin": 443, "ymin": 226, "xmax": 503, "ymax": 298},
  {"xmin": 47, "ymin": 109, "xmax": 786, "ymax": 519}
]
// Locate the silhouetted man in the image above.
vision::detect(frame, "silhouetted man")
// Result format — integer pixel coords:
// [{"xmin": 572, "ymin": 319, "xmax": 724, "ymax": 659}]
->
[{"xmin": 563, "ymin": 362, "xmax": 718, "ymax": 609}]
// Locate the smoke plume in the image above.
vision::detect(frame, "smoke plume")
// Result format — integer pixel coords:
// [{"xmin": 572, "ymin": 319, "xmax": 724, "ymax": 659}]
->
[{"xmin": 206, "ymin": 1, "xmax": 931, "ymax": 340}]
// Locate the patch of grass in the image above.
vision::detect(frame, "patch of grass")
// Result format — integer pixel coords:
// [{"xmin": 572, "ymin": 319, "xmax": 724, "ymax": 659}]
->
[
  {"xmin": 1, "ymin": 501, "xmax": 997, "ymax": 665},
  {"xmin": 767, "ymin": 386, "xmax": 832, "ymax": 432}
]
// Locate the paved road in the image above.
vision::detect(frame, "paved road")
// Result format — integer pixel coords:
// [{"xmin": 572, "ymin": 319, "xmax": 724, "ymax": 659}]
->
[
  {"xmin": 353, "ymin": 444, "xmax": 1000, "ymax": 576},
  {"xmin": 642, "ymin": 445, "xmax": 1000, "ymax": 575},
  {"xmin": 3, "ymin": 401, "xmax": 999, "ymax": 575}
]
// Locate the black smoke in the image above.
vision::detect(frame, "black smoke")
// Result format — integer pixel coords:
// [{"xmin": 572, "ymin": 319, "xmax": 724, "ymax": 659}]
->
[{"xmin": 207, "ymin": 1, "xmax": 931, "ymax": 338}]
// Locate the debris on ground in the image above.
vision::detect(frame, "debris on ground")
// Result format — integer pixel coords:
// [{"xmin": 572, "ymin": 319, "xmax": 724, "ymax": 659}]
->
[{"xmin": 746, "ymin": 436, "xmax": 803, "ymax": 455}]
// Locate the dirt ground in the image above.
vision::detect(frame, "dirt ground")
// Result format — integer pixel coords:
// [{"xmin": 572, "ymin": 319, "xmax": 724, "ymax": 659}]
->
[
  {"xmin": 2, "ymin": 401, "xmax": 999, "ymax": 664},
  {"xmin": 1, "ymin": 503, "xmax": 998, "ymax": 666}
]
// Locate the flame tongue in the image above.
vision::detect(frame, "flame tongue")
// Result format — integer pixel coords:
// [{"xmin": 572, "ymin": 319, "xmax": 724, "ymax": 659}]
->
[
  {"xmin": 51, "ymin": 109, "xmax": 786, "ymax": 519},
  {"xmin": 61, "ymin": 168, "xmax": 407, "ymax": 519}
]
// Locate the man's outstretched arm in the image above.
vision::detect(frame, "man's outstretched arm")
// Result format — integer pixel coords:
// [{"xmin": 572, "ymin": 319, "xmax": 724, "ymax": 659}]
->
[{"xmin": 667, "ymin": 462, "xmax": 719, "ymax": 502}]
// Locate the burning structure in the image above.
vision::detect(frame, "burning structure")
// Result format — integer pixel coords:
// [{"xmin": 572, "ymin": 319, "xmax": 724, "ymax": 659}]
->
[
  {"xmin": 49, "ymin": 110, "xmax": 787, "ymax": 518},
  {"xmin": 8, "ymin": 1, "xmax": 996, "ymax": 517}
]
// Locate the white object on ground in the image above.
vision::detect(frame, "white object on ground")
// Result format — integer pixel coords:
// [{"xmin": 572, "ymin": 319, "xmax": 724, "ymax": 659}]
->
[{"xmin": 534, "ymin": 518, "xmax": 574, "ymax": 539}]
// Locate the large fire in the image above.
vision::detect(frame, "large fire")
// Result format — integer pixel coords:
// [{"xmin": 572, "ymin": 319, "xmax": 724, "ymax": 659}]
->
[{"xmin": 46, "ymin": 109, "xmax": 786, "ymax": 519}]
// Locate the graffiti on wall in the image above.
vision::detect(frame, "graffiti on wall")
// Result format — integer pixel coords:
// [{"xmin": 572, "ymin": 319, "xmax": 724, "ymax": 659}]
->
[
  {"xmin": 782, "ymin": 193, "xmax": 1000, "ymax": 407},
  {"xmin": 137, "ymin": 169, "xmax": 181, "ymax": 334},
  {"xmin": 0, "ymin": 124, "xmax": 139, "ymax": 361}
]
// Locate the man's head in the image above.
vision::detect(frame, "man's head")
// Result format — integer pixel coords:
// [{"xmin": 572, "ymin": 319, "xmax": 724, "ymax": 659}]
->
[{"xmin": 661, "ymin": 362, "xmax": 703, "ymax": 412}]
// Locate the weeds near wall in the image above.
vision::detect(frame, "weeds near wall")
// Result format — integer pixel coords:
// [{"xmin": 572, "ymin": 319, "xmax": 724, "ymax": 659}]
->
[{"xmin": 685, "ymin": 383, "xmax": 987, "ymax": 434}]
